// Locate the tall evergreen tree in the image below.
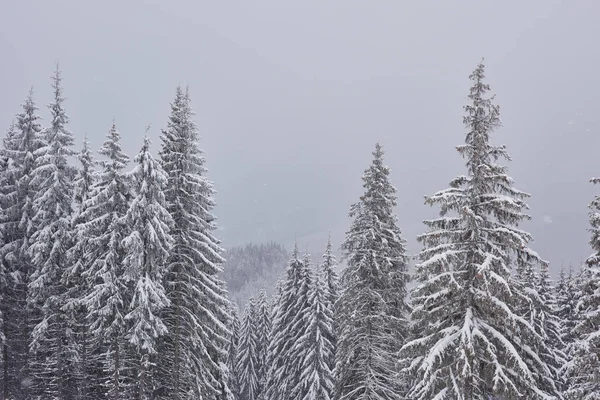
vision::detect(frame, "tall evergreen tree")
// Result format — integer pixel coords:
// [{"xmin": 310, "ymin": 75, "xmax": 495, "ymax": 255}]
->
[
  {"xmin": 265, "ymin": 246, "xmax": 312, "ymax": 400},
  {"xmin": 237, "ymin": 297, "xmax": 259, "ymax": 400},
  {"xmin": 79, "ymin": 123, "xmax": 131, "ymax": 399},
  {"xmin": 335, "ymin": 143, "xmax": 410, "ymax": 400},
  {"xmin": 401, "ymin": 61, "xmax": 560, "ymax": 399},
  {"xmin": 123, "ymin": 136, "xmax": 173, "ymax": 399},
  {"xmin": 563, "ymin": 177, "xmax": 600, "ymax": 399},
  {"xmin": 64, "ymin": 137, "xmax": 99, "ymax": 400},
  {"xmin": 27, "ymin": 66, "xmax": 77, "ymax": 399},
  {"xmin": 0, "ymin": 90, "xmax": 45, "ymax": 399},
  {"xmin": 157, "ymin": 86, "xmax": 231, "ymax": 400}
]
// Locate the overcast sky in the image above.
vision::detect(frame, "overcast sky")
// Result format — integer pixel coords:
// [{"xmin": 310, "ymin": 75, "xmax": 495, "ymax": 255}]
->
[{"xmin": 1, "ymin": 0, "xmax": 599, "ymax": 274}]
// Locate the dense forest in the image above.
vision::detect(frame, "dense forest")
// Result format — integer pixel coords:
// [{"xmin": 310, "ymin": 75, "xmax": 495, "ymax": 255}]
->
[
  {"xmin": 221, "ymin": 242, "xmax": 288, "ymax": 309},
  {"xmin": 0, "ymin": 61, "xmax": 598, "ymax": 400}
]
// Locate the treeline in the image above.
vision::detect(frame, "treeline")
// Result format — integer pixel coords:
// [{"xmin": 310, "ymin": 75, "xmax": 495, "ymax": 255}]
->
[
  {"xmin": 228, "ymin": 62, "xmax": 600, "ymax": 400},
  {"xmin": 0, "ymin": 68, "xmax": 231, "ymax": 399}
]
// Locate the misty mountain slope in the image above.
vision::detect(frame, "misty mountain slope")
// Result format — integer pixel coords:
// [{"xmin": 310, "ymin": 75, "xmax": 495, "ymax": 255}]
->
[{"xmin": 221, "ymin": 242, "xmax": 289, "ymax": 307}]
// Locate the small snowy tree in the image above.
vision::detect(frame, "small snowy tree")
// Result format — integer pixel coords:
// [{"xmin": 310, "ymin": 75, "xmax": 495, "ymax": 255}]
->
[
  {"xmin": 227, "ymin": 307, "xmax": 242, "ymax": 400},
  {"xmin": 320, "ymin": 236, "xmax": 339, "ymax": 314},
  {"xmin": 237, "ymin": 297, "xmax": 259, "ymax": 400},
  {"xmin": 297, "ymin": 271, "xmax": 335, "ymax": 400},
  {"xmin": 563, "ymin": 177, "xmax": 600, "ymax": 399},
  {"xmin": 401, "ymin": 61, "xmax": 560, "ymax": 399},
  {"xmin": 123, "ymin": 135, "xmax": 173, "ymax": 399},
  {"xmin": 556, "ymin": 266, "xmax": 579, "ymax": 352},
  {"xmin": 265, "ymin": 246, "xmax": 312, "ymax": 400},
  {"xmin": 27, "ymin": 66, "xmax": 77, "ymax": 399},
  {"xmin": 254, "ymin": 289, "xmax": 271, "ymax": 400},
  {"xmin": 336, "ymin": 143, "xmax": 410, "ymax": 400},
  {"xmin": 157, "ymin": 86, "xmax": 231, "ymax": 400},
  {"xmin": 79, "ymin": 122, "xmax": 131, "ymax": 399}
]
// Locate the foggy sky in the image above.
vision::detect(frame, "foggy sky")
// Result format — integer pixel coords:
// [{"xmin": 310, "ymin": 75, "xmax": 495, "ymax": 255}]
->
[{"xmin": 1, "ymin": 0, "xmax": 599, "ymax": 275}]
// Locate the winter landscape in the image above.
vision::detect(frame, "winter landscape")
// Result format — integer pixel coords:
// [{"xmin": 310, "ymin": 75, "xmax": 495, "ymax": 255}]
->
[{"xmin": 1, "ymin": 1, "xmax": 599, "ymax": 400}]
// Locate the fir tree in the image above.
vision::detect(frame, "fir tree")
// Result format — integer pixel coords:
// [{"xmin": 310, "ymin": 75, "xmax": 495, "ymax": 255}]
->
[
  {"xmin": 64, "ymin": 137, "xmax": 99, "ymax": 400},
  {"xmin": 27, "ymin": 66, "xmax": 77, "ymax": 399},
  {"xmin": 556, "ymin": 266, "xmax": 580, "ymax": 349},
  {"xmin": 319, "ymin": 236, "xmax": 338, "ymax": 381},
  {"xmin": 0, "ymin": 90, "xmax": 45, "ymax": 399},
  {"xmin": 563, "ymin": 177, "xmax": 600, "ymax": 399},
  {"xmin": 537, "ymin": 265, "xmax": 567, "ymax": 392},
  {"xmin": 79, "ymin": 122, "xmax": 131, "ymax": 399},
  {"xmin": 157, "ymin": 86, "xmax": 231, "ymax": 400},
  {"xmin": 123, "ymin": 136, "xmax": 173, "ymax": 399},
  {"xmin": 320, "ymin": 235, "xmax": 338, "ymax": 314},
  {"xmin": 401, "ymin": 61, "xmax": 560, "ymax": 399},
  {"xmin": 298, "ymin": 272, "xmax": 335, "ymax": 400},
  {"xmin": 226, "ymin": 306, "xmax": 241, "ymax": 400},
  {"xmin": 237, "ymin": 297, "xmax": 259, "ymax": 400},
  {"xmin": 265, "ymin": 246, "xmax": 312, "ymax": 400},
  {"xmin": 254, "ymin": 289, "xmax": 271, "ymax": 400},
  {"xmin": 336, "ymin": 143, "xmax": 410, "ymax": 400}
]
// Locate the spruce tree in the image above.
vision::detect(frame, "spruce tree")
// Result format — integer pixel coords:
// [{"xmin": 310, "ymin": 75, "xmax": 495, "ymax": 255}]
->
[
  {"xmin": 563, "ymin": 177, "xmax": 600, "ymax": 399},
  {"xmin": 79, "ymin": 122, "xmax": 131, "ymax": 399},
  {"xmin": 298, "ymin": 271, "xmax": 335, "ymax": 400},
  {"xmin": 336, "ymin": 143, "xmax": 410, "ymax": 400},
  {"xmin": 157, "ymin": 86, "xmax": 231, "ymax": 400},
  {"xmin": 556, "ymin": 266, "xmax": 579, "ymax": 354},
  {"xmin": 319, "ymin": 236, "xmax": 338, "ymax": 380},
  {"xmin": 27, "ymin": 66, "xmax": 77, "ymax": 399},
  {"xmin": 320, "ymin": 236, "xmax": 338, "ymax": 314},
  {"xmin": 123, "ymin": 136, "xmax": 173, "ymax": 399},
  {"xmin": 226, "ymin": 306, "xmax": 242, "ymax": 400},
  {"xmin": 401, "ymin": 61, "xmax": 560, "ymax": 399},
  {"xmin": 237, "ymin": 297, "xmax": 259, "ymax": 400},
  {"xmin": 64, "ymin": 137, "xmax": 99, "ymax": 400},
  {"xmin": 254, "ymin": 289, "xmax": 271, "ymax": 400},
  {"xmin": 0, "ymin": 90, "xmax": 45, "ymax": 399},
  {"xmin": 265, "ymin": 246, "xmax": 312, "ymax": 400}
]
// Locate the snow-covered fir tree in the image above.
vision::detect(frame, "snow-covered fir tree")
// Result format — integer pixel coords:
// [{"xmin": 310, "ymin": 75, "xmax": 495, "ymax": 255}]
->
[
  {"xmin": 556, "ymin": 266, "xmax": 580, "ymax": 354},
  {"xmin": 157, "ymin": 86, "xmax": 231, "ymax": 400},
  {"xmin": 0, "ymin": 90, "xmax": 45, "ymax": 399},
  {"xmin": 563, "ymin": 177, "xmax": 600, "ymax": 399},
  {"xmin": 401, "ymin": 61, "xmax": 560, "ymax": 399},
  {"xmin": 237, "ymin": 297, "xmax": 259, "ymax": 400},
  {"xmin": 336, "ymin": 143, "xmax": 410, "ymax": 400},
  {"xmin": 27, "ymin": 66, "xmax": 77, "ymax": 399},
  {"xmin": 79, "ymin": 122, "xmax": 132, "ymax": 399},
  {"xmin": 123, "ymin": 135, "xmax": 174, "ymax": 399},
  {"xmin": 298, "ymin": 270, "xmax": 335, "ymax": 400},
  {"xmin": 227, "ymin": 306, "xmax": 241, "ymax": 400},
  {"xmin": 265, "ymin": 246, "xmax": 312, "ymax": 400},
  {"xmin": 320, "ymin": 236, "xmax": 338, "ymax": 315},
  {"xmin": 0, "ymin": 122, "xmax": 19, "ymax": 399},
  {"xmin": 254, "ymin": 289, "xmax": 271, "ymax": 400},
  {"xmin": 64, "ymin": 136, "xmax": 99, "ymax": 400},
  {"xmin": 319, "ymin": 236, "xmax": 338, "ymax": 379},
  {"xmin": 537, "ymin": 265, "xmax": 567, "ymax": 392}
]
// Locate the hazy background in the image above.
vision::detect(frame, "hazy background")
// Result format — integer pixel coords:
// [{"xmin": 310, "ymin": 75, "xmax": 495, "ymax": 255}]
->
[{"xmin": 1, "ymin": 0, "xmax": 599, "ymax": 276}]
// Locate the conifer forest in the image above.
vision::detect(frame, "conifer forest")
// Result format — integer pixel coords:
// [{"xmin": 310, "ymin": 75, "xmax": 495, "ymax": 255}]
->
[
  {"xmin": 2, "ymin": 3, "xmax": 600, "ymax": 400},
  {"xmin": 1, "ymin": 60, "xmax": 599, "ymax": 400}
]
